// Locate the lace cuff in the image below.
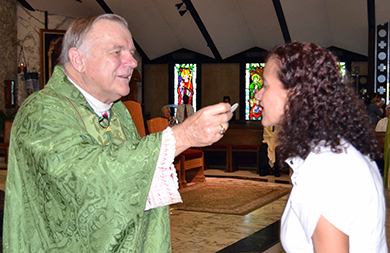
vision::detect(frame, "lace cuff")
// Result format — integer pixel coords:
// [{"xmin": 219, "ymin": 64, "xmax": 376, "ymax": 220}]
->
[{"xmin": 145, "ymin": 127, "xmax": 182, "ymax": 210}]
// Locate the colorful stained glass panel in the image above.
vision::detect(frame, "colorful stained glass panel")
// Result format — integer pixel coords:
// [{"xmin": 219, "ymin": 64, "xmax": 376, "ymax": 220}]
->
[
  {"xmin": 174, "ymin": 63, "xmax": 197, "ymax": 113},
  {"xmin": 245, "ymin": 63, "xmax": 265, "ymax": 120}
]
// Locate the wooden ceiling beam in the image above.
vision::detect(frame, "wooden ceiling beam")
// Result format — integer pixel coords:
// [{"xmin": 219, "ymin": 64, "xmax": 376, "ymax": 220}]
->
[
  {"xmin": 272, "ymin": 0, "xmax": 291, "ymax": 43},
  {"xmin": 182, "ymin": 0, "xmax": 222, "ymax": 61}
]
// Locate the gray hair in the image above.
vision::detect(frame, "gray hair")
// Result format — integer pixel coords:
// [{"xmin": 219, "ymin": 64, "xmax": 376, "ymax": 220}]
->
[
  {"xmin": 162, "ymin": 106, "xmax": 170, "ymax": 113},
  {"xmin": 59, "ymin": 14, "xmax": 128, "ymax": 65}
]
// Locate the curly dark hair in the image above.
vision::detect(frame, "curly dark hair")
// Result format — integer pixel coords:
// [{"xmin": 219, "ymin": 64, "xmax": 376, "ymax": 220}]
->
[{"xmin": 270, "ymin": 42, "xmax": 378, "ymax": 161}]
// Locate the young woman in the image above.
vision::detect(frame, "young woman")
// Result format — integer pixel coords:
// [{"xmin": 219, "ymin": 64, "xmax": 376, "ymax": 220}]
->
[{"xmin": 255, "ymin": 42, "xmax": 387, "ymax": 252}]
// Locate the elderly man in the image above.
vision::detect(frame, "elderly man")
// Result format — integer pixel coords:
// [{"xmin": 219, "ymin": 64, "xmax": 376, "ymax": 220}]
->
[{"xmin": 3, "ymin": 14, "xmax": 231, "ymax": 252}]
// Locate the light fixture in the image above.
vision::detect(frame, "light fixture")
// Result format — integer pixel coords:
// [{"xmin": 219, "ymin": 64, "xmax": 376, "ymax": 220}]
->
[
  {"xmin": 17, "ymin": 45, "xmax": 27, "ymax": 73},
  {"xmin": 179, "ymin": 9, "xmax": 187, "ymax": 16},
  {"xmin": 175, "ymin": 3, "xmax": 184, "ymax": 9},
  {"xmin": 175, "ymin": 2, "xmax": 187, "ymax": 16}
]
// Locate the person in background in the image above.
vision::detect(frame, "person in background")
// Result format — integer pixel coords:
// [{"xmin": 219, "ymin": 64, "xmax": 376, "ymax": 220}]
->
[
  {"xmin": 365, "ymin": 92, "xmax": 383, "ymax": 126},
  {"xmin": 258, "ymin": 125, "xmax": 281, "ymax": 177},
  {"xmin": 162, "ymin": 105, "xmax": 177, "ymax": 126},
  {"xmin": 374, "ymin": 103, "xmax": 389, "ymax": 177},
  {"xmin": 3, "ymin": 14, "xmax": 232, "ymax": 252},
  {"xmin": 255, "ymin": 42, "xmax": 386, "ymax": 252},
  {"xmin": 376, "ymin": 104, "xmax": 390, "ymax": 132},
  {"xmin": 176, "ymin": 94, "xmax": 194, "ymax": 123},
  {"xmin": 377, "ymin": 97, "xmax": 385, "ymax": 116}
]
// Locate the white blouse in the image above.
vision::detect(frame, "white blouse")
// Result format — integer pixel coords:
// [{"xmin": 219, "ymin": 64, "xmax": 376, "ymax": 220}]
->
[{"xmin": 281, "ymin": 142, "xmax": 387, "ymax": 252}]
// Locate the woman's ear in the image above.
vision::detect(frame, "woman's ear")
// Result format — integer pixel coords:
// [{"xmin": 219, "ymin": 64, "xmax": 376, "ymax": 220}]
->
[{"xmin": 68, "ymin": 47, "xmax": 85, "ymax": 73}]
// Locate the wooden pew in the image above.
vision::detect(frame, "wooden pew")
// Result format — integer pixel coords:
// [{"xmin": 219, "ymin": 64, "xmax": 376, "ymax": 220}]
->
[{"xmin": 202, "ymin": 121, "xmax": 263, "ymax": 172}]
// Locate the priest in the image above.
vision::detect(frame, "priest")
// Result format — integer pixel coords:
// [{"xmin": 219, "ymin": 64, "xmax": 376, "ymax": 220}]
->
[{"xmin": 3, "ymin": 14, "xmax": 232, "ymax": 252}]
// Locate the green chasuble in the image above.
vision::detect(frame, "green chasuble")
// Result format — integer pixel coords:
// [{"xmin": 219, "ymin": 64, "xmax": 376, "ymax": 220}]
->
[{"xmin": 4, "ymin": 66, "xmax": 172, "ymax": 252}]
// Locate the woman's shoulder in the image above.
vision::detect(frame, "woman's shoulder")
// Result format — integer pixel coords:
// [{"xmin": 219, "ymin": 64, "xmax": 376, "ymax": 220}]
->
[
  {"xmin": 292, "ymin": 142, "xmax": 380, "ymax": 199},
  {"xmin": 300, "ymin": 142, "xmax": 371, "ymax": 174}
]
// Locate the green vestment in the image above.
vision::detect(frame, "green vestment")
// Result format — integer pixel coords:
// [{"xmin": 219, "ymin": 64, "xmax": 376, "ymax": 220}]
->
[{"xmin": 3, "ymin": 66, "xmax": 172, "ymax": 252}]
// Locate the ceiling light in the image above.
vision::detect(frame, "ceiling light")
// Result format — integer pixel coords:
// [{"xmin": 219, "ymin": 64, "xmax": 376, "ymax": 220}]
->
[{"xmin": 175, "ymin": 3, "xmax": 184, "ymax": 9}]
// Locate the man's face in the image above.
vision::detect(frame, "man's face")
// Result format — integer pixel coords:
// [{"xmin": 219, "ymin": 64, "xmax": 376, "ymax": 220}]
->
[{"xmin": 81, "ymin": 19, "xmax": 138, "ymax": 104}]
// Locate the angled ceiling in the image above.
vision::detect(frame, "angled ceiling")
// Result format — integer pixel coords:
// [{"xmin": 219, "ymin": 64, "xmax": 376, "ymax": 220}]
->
[{"xmin": 21, "ymin": 0, "xmax": 390, "ymax": 60}]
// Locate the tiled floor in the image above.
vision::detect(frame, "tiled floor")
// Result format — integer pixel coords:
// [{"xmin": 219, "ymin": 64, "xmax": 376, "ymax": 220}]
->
[
  {"xmin": 170, "ymin": 174, "xmax": 291, "ymax": 253},
  {"xmin": 171, "ymin": 168, "xmax": 390, "ymax": 253},
  {"xmin": 0, "ymin": 159, "xmax": 389, "ymax": 252}
]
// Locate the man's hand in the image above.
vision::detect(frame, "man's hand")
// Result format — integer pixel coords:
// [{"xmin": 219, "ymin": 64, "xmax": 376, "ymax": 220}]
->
[{"xmin": 171, "ymin": 103, "xmax": 233, "ymax": 156}]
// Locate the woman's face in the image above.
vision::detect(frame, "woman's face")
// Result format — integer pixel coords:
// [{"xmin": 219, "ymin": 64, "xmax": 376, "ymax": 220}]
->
[{"xmin": 255, "ymin": 57, "xmax": 288, "ymax": 127}]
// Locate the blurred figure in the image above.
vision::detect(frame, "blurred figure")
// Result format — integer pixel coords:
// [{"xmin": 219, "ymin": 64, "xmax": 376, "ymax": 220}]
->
[
  {"xmin": 162, "ymin": 105, "xmax": 177, "ymax": 126},
  {"xmin": 365, "ymin": 92, "xmax": 383, "ymax": 125},
  {"xmin": 376, "ymin": 104, "xmax": 390, "ymax": 132},
  {"xmin": 258, "ymin": 125, "xmax": 281, "ymax": 176},
  {"xmin": 377, "ymin": 97, "xmax": 385, "ymax": 116},
  {"xmin": 176, "ymin": 94, "xmax": 194, "ymax": 123}
]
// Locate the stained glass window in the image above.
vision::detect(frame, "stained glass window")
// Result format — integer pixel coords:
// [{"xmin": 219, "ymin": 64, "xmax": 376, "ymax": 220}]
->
[
  {"xmin": 245, "ymin": 63, "xmax": 265, "ymax": 120},
  {"xmin": 338, "ymin": 62, "xmax": 346, "ymax": 76},
  {"xmin": 244, "ymin": 62, "xmax": 346, "ymax": 120},
  {"xmin": 174, "ymin": 63, "xmax": 197, "ymax": 114}
]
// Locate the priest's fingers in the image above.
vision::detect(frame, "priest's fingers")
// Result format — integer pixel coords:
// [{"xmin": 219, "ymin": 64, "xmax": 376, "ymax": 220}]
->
[{"xmin": 172, "ymin": 103, "xmax": 232, "ymax": 155}]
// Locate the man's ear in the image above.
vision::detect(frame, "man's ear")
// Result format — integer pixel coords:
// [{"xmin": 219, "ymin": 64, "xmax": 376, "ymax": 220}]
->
[{"xmin": 68, "ymin": 48, "xmax": 85, "ymax": 73}]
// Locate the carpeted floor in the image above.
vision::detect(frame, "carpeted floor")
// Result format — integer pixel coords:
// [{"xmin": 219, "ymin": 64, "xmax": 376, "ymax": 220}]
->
[{"xmin": 171, "ymin": 178, "xmax": 291, "ymax": 215}]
